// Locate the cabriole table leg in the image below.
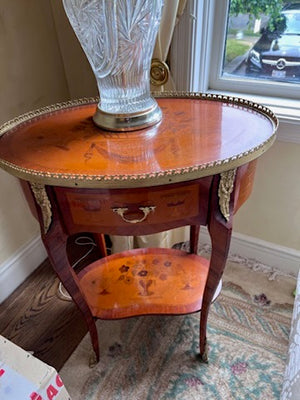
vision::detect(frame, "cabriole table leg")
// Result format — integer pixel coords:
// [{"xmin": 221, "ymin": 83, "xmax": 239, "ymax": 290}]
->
[
  {"xmin": 199, "ymin": 174, "xmax": 234, "ymax": 362},
  {"xmin": 30, "ymin": 184, "xmax": 101, "ymax": 363}
]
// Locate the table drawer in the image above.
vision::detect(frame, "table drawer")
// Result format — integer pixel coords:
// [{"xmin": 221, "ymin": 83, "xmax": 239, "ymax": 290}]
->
[{"xmin": 54, "ymin": 179, "xmax": 211, "ymax": 235}]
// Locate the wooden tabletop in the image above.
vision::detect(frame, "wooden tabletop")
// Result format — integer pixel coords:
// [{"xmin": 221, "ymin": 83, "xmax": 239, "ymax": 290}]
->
[{"xmin": 0, "ymin": 93, "xmax": 278, "ymax": 188}]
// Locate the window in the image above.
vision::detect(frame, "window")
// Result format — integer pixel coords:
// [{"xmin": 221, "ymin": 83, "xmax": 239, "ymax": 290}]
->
[
  {"xmin": 223, "ymin": 4, "xmax": 300, "ymax": 83},
  {"xmin": 170, "ymin": 0, "xmax": 300, "ymax": 136},
  {"xmin": 210, "ymin": 0, "xmax": 300, "ymax": 99}
]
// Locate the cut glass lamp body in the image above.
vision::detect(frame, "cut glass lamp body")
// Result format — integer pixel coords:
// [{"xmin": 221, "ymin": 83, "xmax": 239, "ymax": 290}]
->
[{"xmin": 63, "ymin": 0, "xmax": 163, "ymax": 131}]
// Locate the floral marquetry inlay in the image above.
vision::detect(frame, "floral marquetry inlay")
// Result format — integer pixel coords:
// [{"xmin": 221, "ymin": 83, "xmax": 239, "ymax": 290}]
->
[{"xmin": 78, "ymin": 248, "xmax": 210, "ymax": 319}]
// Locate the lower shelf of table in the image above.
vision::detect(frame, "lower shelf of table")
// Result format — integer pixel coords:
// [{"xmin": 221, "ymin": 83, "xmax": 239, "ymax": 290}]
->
[{"xmin": 78, "ymin": 247, "xmax": 214, "ymax": 319}]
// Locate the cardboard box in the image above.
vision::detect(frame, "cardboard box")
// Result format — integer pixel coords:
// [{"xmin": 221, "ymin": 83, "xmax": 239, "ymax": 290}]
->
[{"xmin": 0, "ymin": 335, "xmax": 71, "ymax": 399}]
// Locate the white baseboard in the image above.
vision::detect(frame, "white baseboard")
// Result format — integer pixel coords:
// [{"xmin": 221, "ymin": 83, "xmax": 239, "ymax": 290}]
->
[
  {"xmin": 0, "ymin": 235, "xmax": 47, "ymax": 304},
  {"xmin": 199, "ymin": 227, "xmax": 300, "ymax": 277}
]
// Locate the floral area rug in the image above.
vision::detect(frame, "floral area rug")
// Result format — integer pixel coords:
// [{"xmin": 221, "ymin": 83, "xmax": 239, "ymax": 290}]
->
[{"xmin": 60, "ymin": 260, "xmax": 295, "ymax": 400}]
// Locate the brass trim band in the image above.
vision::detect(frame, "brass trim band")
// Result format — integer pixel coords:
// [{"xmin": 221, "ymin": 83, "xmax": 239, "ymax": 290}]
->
[
  {"xmin": 0, "ymin": 97, "xmax": 98, "ymax": 137},
  {"xmin": 0, "ymin": 92, "xmax": 278, "ymax": 189},
  {"xmin": 0, "ymin": 139, "xmax": 275, "ymax": 189},
  {"xmin": 0, "ymin": 92, "xmax": 278, "ymax": 137}
]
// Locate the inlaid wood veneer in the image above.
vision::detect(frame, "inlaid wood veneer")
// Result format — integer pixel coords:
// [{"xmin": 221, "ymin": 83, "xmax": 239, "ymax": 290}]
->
[{"xmin": 0, "ymin": 93, "xmax": 277, "ymax": 363}]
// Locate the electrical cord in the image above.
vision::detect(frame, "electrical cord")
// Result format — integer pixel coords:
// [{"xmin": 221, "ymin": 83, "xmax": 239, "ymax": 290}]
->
[{"xmin": 57, "ymin": 236, "xmax": 97, "ymax": 301}]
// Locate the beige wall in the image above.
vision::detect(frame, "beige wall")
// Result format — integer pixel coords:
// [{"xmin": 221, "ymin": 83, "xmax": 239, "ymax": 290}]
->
[
  {"xmin": 0, "ymin": 0, "xmax": 69, "ymax": 264},
  {"xmin": 50, "ymin": 0, "xmax": 98, "ymax": 99},
  {"xmin": 234, "ymin": 134, "xmax": 300, "ymax": 250}
]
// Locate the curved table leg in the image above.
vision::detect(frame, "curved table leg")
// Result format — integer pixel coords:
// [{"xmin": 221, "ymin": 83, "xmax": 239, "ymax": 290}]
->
[
  {"xmin": 190, "ymin": 225, "xmax": 200, "ymax": 254},
  {"xmin": 199, "ymin": 174, "xmax": 234, "ymax": 362},
  {"xmin": 31, "ymin": 185, "xmax": 100, "ymax": 362},
  {"xmin": 92, "ymin": 233, "xmax": 107, "ymax": 258}
]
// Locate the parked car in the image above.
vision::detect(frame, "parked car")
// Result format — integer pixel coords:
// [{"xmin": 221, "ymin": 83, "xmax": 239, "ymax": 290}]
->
[{"xmin": 246, "ymin": 3, "xmax": 300, "ymax": 81}]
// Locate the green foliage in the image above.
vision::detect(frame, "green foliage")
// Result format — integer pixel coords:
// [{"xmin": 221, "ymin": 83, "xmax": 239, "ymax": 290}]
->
[
  {"xmin": 229, "ymin": 0, "xmax": 285, "ymax": 31},
  {"xmin": 230, "ymin": 0, "xmax": 284, "ymax": 19}
]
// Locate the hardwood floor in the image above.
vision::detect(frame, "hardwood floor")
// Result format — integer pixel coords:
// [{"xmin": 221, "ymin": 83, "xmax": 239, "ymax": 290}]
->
[{"xmin": 0, "ymin": 234, "xmax": 106, "ymax": 371}]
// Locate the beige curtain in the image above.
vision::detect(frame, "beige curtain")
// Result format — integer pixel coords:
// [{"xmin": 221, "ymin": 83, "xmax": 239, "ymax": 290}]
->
[
  {"xmin": 150, "ymin": 0, "xmax": 187, "ymax": 91},
  {"xmin": 111, "ymin": 0, "xmax": 188, "ymax": 254}
]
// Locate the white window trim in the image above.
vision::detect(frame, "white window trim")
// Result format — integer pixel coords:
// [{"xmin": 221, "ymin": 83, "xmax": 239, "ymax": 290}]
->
[{"xmin": 170, "ymin": 0, "xmax": 300, "ymax": 144}]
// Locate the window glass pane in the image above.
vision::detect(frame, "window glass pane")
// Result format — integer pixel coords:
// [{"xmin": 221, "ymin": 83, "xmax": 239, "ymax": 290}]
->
[{"xmin": 222, "ymin": 1, "xmax": 300, "ymax": 84}]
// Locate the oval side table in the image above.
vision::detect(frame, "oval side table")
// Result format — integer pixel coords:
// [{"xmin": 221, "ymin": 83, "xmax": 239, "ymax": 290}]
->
[{"xmin": 0, "ymin": 93, "xmax": 278, "ymax": 363}]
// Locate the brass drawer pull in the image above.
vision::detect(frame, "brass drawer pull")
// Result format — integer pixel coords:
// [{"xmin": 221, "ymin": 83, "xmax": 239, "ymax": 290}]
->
[{"xmin": 112, "ymin": 206, "xmax": 156, "ymax": 224}]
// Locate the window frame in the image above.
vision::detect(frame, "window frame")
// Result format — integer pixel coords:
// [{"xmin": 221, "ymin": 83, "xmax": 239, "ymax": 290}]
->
[{"xmin": 170, "ymin": 0, "xmax": 300, "ymax": 143}]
